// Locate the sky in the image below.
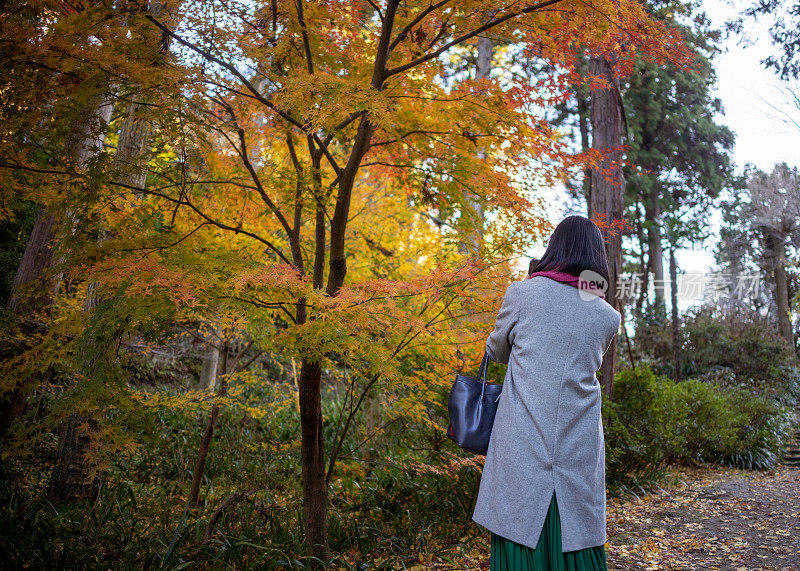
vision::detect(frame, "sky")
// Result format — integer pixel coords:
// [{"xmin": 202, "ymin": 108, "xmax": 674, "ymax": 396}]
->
[
  {"xmin": 525, "ymin": 0, "xmax": 799, "ymax": 312},
  {"xmin": 704, "ymin": 0, "xmax": 800, "ymax": 172}
]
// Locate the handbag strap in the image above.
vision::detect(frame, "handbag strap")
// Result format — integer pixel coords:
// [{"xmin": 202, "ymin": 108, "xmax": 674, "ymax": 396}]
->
[
  {"xmin": 478, "ymin": 352, "xmax": 489, "ymax": 397},
  {"xmin": 478, "ymin": 352, "xmax": 489, "ymax": 381}
]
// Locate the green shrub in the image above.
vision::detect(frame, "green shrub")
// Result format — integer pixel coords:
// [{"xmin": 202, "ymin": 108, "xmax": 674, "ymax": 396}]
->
[
  {"xmin": 713, "ymin": 388, "xmax": 795, "ymax": 469},
  {"xmin": 602, "ymin": 366, "xmax": 662, "ymax": 485},
  {"xmin": 633, "ymin": 302, "xmax": 800, "ymax": 407},
  {"xmin": 1, "ymin": 356, "xmax": 793, "ymax": 567},
  {"xmin": 603, "ymin": 364, "xmax": 795, "ymax": 494},
  {"xmin": 654, "ymin": 378, "xmax": 742, "ymax": 462}
]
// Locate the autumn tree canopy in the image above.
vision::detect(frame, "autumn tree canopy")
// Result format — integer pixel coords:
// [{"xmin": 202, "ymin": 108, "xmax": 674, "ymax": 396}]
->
[{"xmin": 0, "ymin": 0, "xmax": 693, "ymax": 559}]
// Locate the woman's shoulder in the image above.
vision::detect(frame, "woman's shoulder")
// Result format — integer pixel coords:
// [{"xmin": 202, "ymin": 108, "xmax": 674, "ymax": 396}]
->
[
  {"xmin": 587, "ymin": 296, "xmax": 621, "ymax": 330},
  {"xmin": 596, "ymin": 298, "xmax": 622, "ymax": 331},
  {"xmin": 516, "ymin": 277, "xmax": 620, "ymax": 324},
  {"xmin": 512, "ymin": 275, "xmax": 560, "ymax": 298}
]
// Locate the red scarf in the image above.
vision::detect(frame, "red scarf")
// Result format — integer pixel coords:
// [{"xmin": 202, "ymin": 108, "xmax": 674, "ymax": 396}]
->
[{"xmin": 526, "ymin": 269, "xmax": 606, "ymax": 300}]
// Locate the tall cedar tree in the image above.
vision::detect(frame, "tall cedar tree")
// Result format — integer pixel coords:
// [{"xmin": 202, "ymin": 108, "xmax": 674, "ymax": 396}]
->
[{"xmin": 624, "ymin": 0, "xmax": 734, "ymax": 321}]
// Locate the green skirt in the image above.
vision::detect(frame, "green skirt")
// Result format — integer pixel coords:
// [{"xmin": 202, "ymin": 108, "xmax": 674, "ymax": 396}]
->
[{"xmin": 490, "ymin": 491, "xmax": 607, "ymax": 570}]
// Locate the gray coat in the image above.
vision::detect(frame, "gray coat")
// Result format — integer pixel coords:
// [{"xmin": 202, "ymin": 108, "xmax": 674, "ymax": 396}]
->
[{"xmin": 471, "ymin": 276, "xmax": 621, "ymax": 552}]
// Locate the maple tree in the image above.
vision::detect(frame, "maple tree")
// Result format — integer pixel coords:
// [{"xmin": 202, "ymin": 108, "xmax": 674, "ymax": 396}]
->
[{"xmin": 0, "ymin": 0, "xmax": 694, "ymax": 560}]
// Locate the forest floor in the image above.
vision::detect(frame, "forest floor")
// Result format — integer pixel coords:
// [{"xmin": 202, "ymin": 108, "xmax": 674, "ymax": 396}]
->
[
  {"xmin": 448, "ymin": 464, "xmax": 800, "ymax": 570},
  {"xmin": 602, "ymin": 464, "xmax": 800, "ymax": 570}
]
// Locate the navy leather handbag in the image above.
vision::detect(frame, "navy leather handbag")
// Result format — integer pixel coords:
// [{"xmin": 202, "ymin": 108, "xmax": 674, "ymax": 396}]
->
[{"xmin": 446, "ymin": 353, "xmax": 503, "ymax": 455}]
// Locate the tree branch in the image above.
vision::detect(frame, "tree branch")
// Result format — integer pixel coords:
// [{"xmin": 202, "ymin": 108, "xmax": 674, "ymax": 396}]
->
[
  {"xmin": 135, "ymin": 184, "xmax": 293, "ymax": 265},
  {"xmin": 212, "ymin": 96, "xmax": 294, "ymax": 237},
  {"xmin": 294, "ymin": 0, "xmax": 315, "ymax": 74},
  {"xmin": 385, "ymin": 0, "xmax": 566, "ymax": 77},
  {"xmin": 146, "ymin": 15, "xmax": 307, "ymax": 132},
  {"xmin": 387, "ymin": 0, "xmax": 452, "ymax": 55}
]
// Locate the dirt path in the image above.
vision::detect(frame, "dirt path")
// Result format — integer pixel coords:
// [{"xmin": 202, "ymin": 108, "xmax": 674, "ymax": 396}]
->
[
  {"xmin": 606, "ymin": 464, "xmax": 800, "ymax": 570},
  {"xmin": 442, "ymin": 465, "xmax": 800, "ymax": 570}
]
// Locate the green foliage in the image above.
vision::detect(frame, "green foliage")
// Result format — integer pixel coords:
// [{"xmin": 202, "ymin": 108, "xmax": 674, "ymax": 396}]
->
[
  {"xmin": 633, "ymin": 302, "xmax": 800, "ymax": 406},
  {"xmin": 681, "ymin": 305, "xmax": 795, "ymax": 383},
  {"xmin": 622, "ymin": 0, "xmax": 735, "ymax": 251},
  {"xmin": 0, "ymin": 283, "xmax": 181, "ymax": 466},
  {"xmin": 0, "ymin": 377, "xmax": 484, "ymax": 569},
  {"xmin": 603, "ymin": 365, "xmax": 795, "ymax": 494},
  {"xmin": 603, "ymin": 367, "xmax": 664, "ymax": 488},
  {"xmin": 2, "ymin": 355, "xmax": 795, "ymax": 567}
]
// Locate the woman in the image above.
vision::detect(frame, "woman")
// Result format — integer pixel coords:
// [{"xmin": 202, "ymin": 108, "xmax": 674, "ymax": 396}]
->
[{"xmin": 472, "ymin": 215, "xmax": 621, "ymax": 570}]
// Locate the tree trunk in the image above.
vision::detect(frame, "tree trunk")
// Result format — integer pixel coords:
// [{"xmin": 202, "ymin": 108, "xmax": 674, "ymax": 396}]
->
[
  {"xmin": 459, "ymin": 35, "xmax": 493, "ymax": 255},
  {"xmin": 1, "ymin": 206, "xmax": 61, "ymax": 435},
  {"xmin": 48, "ymin": 0, "xmax": 170, "ymax": 503},
  {"xmin": 634, "ymin": 200, "xmax": 650, "ymax": 320},
  {"xmin": 199, "ymin": 343, "xmax": 220, "ymax": 391},
  {"xmin": 765, "ymin": 229, "xmax": 794, "ymax": 346},
  {"xmin": 297, "ymin": 5, "xmax": 398, "ymax": 561},
  {"xmin": 475, "ymin": 36, "xmax": 493, "ymax": 80},
  {"xmin": 298, "ymin": 358, "xmax": 329, "ymax": 561},
  {"xmin": 362, "ymin": 392, "xmax": 380, "ymax": 466},
  {"xmin": 47, "ymin": 414, "xmax": 100, "ymax": 502},
  {"xmin": 588, "ymin": 55, "xmax": 624, "ymax": 400},
  {"xmin": 35, "ymin": 88, "xmax": 110, "ymax": 499},
  {"xmin": 325, "ymin": 2, "xmax": 397, "ymax": 297},
  {"xmin": 48, "ymin": 0, "xmax": 173, "ymax": 493},
  {"xmin": 6, "ymin": 205, "xmax": 60, "ymax": 315},
  {"xmin": 48, "ymin": 266, "xmax": 115, "ymax": 502},
  {"xmin": 188, "ymin": 341, "xmax": 229, "ymax": 507},
  {"xmin": 669, "ymin": 246, "xmax": 682, "ymax": 381},
  {"xmin": 115, "ymin": 101, "xmax": 152, "ymax": 194},
  {"xmin": 576, "ymin": 56, "xmax": 592, "ymax": 209},
  {"xmin": 646, "ymin": 184, "xmax": 666, "ymax": 319},
  {"xmin": 114, "ymin": 0, "xmax": 168, "ymax": 196},
  {"xmin": 45, "ymin": 94, "xmax": 119, "ymax": 503},
  {"xmin": 2, "ymin": 88, "xmax": 113, "ymax": 434}
]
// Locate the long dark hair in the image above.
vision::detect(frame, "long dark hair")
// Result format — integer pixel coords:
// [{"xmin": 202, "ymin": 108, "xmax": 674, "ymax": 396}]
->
[{"xmin": 529, "ymin": 215, "xmax": 610, "ymax": 284}]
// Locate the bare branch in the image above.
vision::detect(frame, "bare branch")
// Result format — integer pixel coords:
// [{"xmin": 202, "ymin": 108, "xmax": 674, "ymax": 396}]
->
[
  {"xmin": 137, "ymin": 185, "xmax": 293, "ymax": 265},
  {"xmin": 365, "ymin": 0, "xmax": 384, "ymax": 21}
]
